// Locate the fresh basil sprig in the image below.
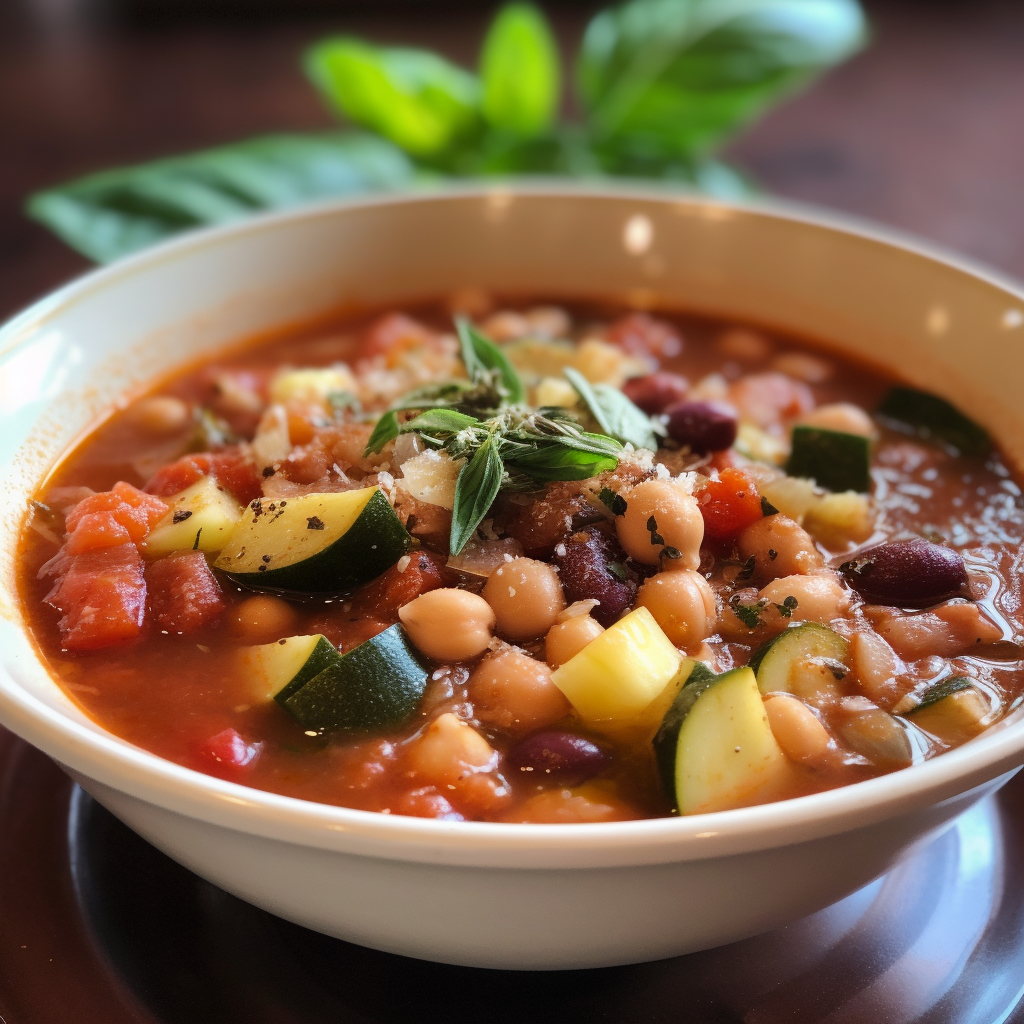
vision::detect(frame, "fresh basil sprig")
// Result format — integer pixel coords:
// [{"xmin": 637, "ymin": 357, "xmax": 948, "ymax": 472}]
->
[
  {"xmin": 455, "ymin": 317, "xmax": 527, "ymax": 405},
  {"xmin": 27, "ymin": 0, "xmax": 866, "ymax": 263},
  {"xmin": 451, "ymin": 436, "xmax": 506, "ymax": 555},
  {"xmin": 364, "ymin": 390, "xmax": 623, "ymax": 551},
  {"xmin": 564, "ymin": 366, "xmax": 664, "ymax": 451},
  {"xmin": 363, "ymin": 410, "xmax": 402, "ymax": 455}
]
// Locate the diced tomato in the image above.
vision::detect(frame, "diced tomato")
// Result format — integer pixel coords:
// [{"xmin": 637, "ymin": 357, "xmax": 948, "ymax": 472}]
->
[
  {"xmin": 65, "ymin": 485, "xmax": 168, "ymax": 542},
  {"xmin": 197, "ymin": 728, "xmax": 262, "ymax": 777},
  {"xmin": 112, "ymin": 481, "xmax": 169, "ymax": 527},
  {"xmin": 603, "ymin": 313, "xmax": 683, "ymax": 360},
  {"xmin": 360, "ymin": 313, "xmax": 437, "ymax": 367},
  {"xmin": 210, "ymin": 451, "xmax": 263, "ymax": 506},
  {"xmin": 357, "ymin": 550, "xmax": 449, "ymax": 619},
  {"xmin": 45, "ymin": 544, "xmax": 146, "ymax": 652},
  {"xmin": 697, "ymin": 468, "xmax": 765, "ymax": 543},
  {"xmin": 146, "ymin": 552, "xmax": 225, "ymax": 633},
  {"xmin": 708, "ymin": 448, "xmax": 741, "ymax": 473},
  {"xmin": 144, "ymin": 454, "xmax": 207, "ymax": 497},
  {"xmin": 65, "ymin": 512, "xmax": 132, "ymax": 555},
  {"xmin": 145, "ymin": 449, "xmax": 262, "ymax": 506}
]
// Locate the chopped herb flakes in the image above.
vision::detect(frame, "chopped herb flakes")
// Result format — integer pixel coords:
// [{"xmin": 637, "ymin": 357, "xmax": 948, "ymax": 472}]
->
[{"xmin": 599, "ymin": 487, "xmax": 627, "ymax": 516}]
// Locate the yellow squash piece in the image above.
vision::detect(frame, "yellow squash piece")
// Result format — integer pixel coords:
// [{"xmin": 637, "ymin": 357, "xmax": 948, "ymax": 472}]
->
[
  {"xmin": 551, "ymin": 607, "xmax": 682, "ymax": 726},
  {"xmin": 142, "ymin": 476, "xmax": 243, "ymax": 557}
]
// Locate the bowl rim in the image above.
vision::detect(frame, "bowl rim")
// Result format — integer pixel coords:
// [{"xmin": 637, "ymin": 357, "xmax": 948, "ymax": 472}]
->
[{"xmin": 3, "ymin": 181, "xmax": 1024, "ymax": 867}]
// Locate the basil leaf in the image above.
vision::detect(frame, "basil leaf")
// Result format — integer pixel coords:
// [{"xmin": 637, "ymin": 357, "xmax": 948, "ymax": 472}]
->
[
  {"xmin": 26, "ymin": 132, "xmax": 416, "ymax": 264},
  {"xmin": 451, "ymin": 437, "xmax": 505, "ymax": 554},
  {"xmin": 577, "ymin": 0, "xmax": 867, "ymax": 162},
  {"xmin": 403, "ymin": 408, "xmax": 480, "ymax": 433},
  {"xmin": 363, "ymin": 410, "xmax": 401, "ymax": 456},
  {"xmin": 508, "ymin": 444, "xmax": 619, "ymax": 482},
  {"xmin": 455, "ymin": 318, "xmax": 527, "ymax": 405},
  {"xmin": 564, "ymin": 367, "xmax": 662, "ymax": 450},
  {"xmin": 305, "ymin": 38, "xmax": 481, "ymax": 158},
  {"xmin": 390, "ymin": 381, "xmax": 476, "ymax": 411},
  {"xmin": 481, "ymin": 3, "xmax": 561, "ymax": 138}
]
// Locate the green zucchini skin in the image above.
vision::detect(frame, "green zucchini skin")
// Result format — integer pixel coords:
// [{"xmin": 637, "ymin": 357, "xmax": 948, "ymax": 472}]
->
[
  {"xmin": 906, "ymin": 675, "xmax": 972, "ymax": 714},
  {"xmin": 277, "ymin": 624, "xmax": 429, "ymax": 734},
  {"xmin": 877, "ymin": 386, "xmax": 990, "ymax": 457},
  {"xmin": 653, "ymin": 666, "xmax": 792, "ymax": 814},
  {"xmin": 748, "ymin": 623, "xmax": 850, "ymax": 697},
  {"xmin": 785, "ymin": 426, "xmax": 871, "ymax": 493},
  {"xmin": 272, "ymin": 635, "xmax": 342, "ymax": 704},
  {"xmin": 217, "ymin": 488, "xmax": 411, "ymax": 592},
  {"xmin": 652, "ymin": 661, "xmax": 717, "ymax": 797}
]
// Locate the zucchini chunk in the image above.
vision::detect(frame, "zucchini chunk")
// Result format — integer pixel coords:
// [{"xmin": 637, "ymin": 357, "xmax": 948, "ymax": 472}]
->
[
  {"xmin": 550, "ymin": 607, "xmax": 683, "ymax": 726},
  {"xmin": 653, "ymin": 666, "xmax": 794, "ymax": 814},
  {"xmin": 749, "ymin": 623, "xmax": 849, "ymax": 703},
  {"xmin": 276, "ymin": 624, "xmax": 429, "ymax": 734},
  {"xmin": 268, "ymin": 366, "xmax": 357, "ymax": 409},
  {"xmin": 214, "ymin": 485, "xmax": 411, "ymax": 592},
  {"xmin": 241, "ymin": 634, "xmax": 342, "ymax": 703},
  {"xmin": 785, "ymin": 426, "xmax": 871, "ymax": 493},
  {"xmin": 904, "ymin": 676, "xmax": 989, "ymax": 745},
  {"xmin": 142, "ymin": 477, "xmax": 243, "ymax": 557},
  {"xmin": 877, "ymin": 386, "xmax": 990, "ymax": 457}
]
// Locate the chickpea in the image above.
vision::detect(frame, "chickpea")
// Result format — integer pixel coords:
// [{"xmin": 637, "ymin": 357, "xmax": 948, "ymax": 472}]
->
[
  {"xmin": 230, "ymin": 594, "xmax": 300, "ymax": 643},
  {"xmin": 546, "ymin": 615, "xmax": 604, "ymax": 667},
  {"xmin": 470, "ymin": 646, "xmax": 571, "ymax": 733},
  {"xmin": 407, "ymin": 712, "xmax": 497, "ymax": 784},
  {"xmin": 127, "ymin": 395, "xmax": 191, "ymax": 434},
  {"xmin": 760, "ymin": 574, "xmax": 852, "ymax": 625},
  {"xmin": 616, "ymin": 479, "xmax": 704, "ymax": 568},
  {"xmin": 716, "ymin": 328, "xmax": 771, "ymax": 362},
  {"xmin": 636, "ymin": 570, "xmax": 717, "ymax": 648},
  {"xmin": 482, "ymin": 558, "xmax": 565, "ymax": 641},
  {"xmin": 481, "ymin": 310, "xmax": 529, "ymax": 341},
  {"xmin": 770, "ymin": 352, "xmax": 833, "ymax": 384},
  {"xmin": 398, "ymin": 589, "xmax": 495, "ymax": 662},
  {"xmin": 525, "ymin": 305, "xmax": 571, "ymax": 339},
  {"xmin": 764, "ymin": 694, "xmax": 833, "ymax": 764},
  {"xmin": 796, "ymin": 402, "xmax": 877, "ymax": 439},
  {"xmin": 850, "ymin": 630, "xmax": 901, "ymax": 706},
  {"xmin": 737, "ymin": 515, "xmax": 824, "ymax": 584},
  {"xmin": 501, "ymin": 786, "xmax": 635, "ymax": 824}
]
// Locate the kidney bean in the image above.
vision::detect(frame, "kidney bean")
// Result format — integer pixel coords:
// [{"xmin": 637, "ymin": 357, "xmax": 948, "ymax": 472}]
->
[
  {"xmin": 622, "ymin": 372, "xmax": 690, "ymax": 415},
  {"xmin": 552, "ymin": 527, "xmax": 638, "ymax": 626},
  {"xmin": 665, "ymin": 400, "xmax": 738, "ymax": 454},
  {"xmin": 840, "ymin": 539, "xmax": 968, "ymax": 608},
  {"xmin": 508, "ymin": 731, "xmax": 609, "ymax": 785}
]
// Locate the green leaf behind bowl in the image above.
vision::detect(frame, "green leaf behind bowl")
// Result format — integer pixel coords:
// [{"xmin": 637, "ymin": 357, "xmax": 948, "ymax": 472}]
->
[
  {"xmin": 577, "ymin": 0, "xmax": 868, "ymax": 166},
  {"xmin": 25, "ymin": 132, "xmax": 419, "ymax": 264}
]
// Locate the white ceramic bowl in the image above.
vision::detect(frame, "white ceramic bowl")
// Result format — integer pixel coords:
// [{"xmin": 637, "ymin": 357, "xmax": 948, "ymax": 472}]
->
[{"xmin": 3, "ymin": 186, "xmax": 1024, "ymax": 971}]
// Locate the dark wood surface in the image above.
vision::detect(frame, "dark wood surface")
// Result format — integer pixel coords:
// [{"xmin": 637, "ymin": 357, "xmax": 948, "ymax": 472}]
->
[
  {"xmin": 3, "ymin": 0, "xmax": 1024, "ymax": 324},
  {"xmin": 3, "ymin": 6, "xmax": 1024, "ymax": 1017},
  {"xmin": 2, "ymin": 724, "xmax": 1024, "ymax": 1023}
]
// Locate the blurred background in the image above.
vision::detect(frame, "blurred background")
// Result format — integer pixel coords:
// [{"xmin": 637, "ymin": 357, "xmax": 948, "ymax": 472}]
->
[{"xmin": 2, "ymin": 0, "xmax": 1023, "ymax": 322}]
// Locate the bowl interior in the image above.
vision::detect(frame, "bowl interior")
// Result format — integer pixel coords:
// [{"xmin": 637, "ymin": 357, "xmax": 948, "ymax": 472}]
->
[{"xmin": 3, "ymin": 186, "xmax": 1024, "ymax": 857}]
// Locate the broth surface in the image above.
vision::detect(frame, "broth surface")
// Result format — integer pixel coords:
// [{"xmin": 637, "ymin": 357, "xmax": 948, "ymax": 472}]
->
[{"xmin": 18, "ymin": 299, "xmax": 1024, "ymax": 823}]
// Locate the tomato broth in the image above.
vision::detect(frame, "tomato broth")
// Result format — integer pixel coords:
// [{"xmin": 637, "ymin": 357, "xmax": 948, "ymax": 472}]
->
[{"xmin": 18, "ymin": 299, "xmax": 1024, "ymax": 823}]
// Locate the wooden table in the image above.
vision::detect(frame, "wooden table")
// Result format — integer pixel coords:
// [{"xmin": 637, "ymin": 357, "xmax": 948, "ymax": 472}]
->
[{"xmin": 2, "ymin": 0, "xmax": 1024, "ymax": 323}]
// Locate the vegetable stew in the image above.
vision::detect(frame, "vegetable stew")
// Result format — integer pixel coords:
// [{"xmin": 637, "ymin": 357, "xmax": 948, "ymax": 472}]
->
[{"xmin": 17, "ymin": 298, "xmax": 1024, "ymax": 823}]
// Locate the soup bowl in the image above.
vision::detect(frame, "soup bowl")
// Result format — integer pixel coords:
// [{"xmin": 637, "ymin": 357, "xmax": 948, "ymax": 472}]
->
[{"xmin": 2, "ymin": 186, "xmax": 1024, "ymax": 970}]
